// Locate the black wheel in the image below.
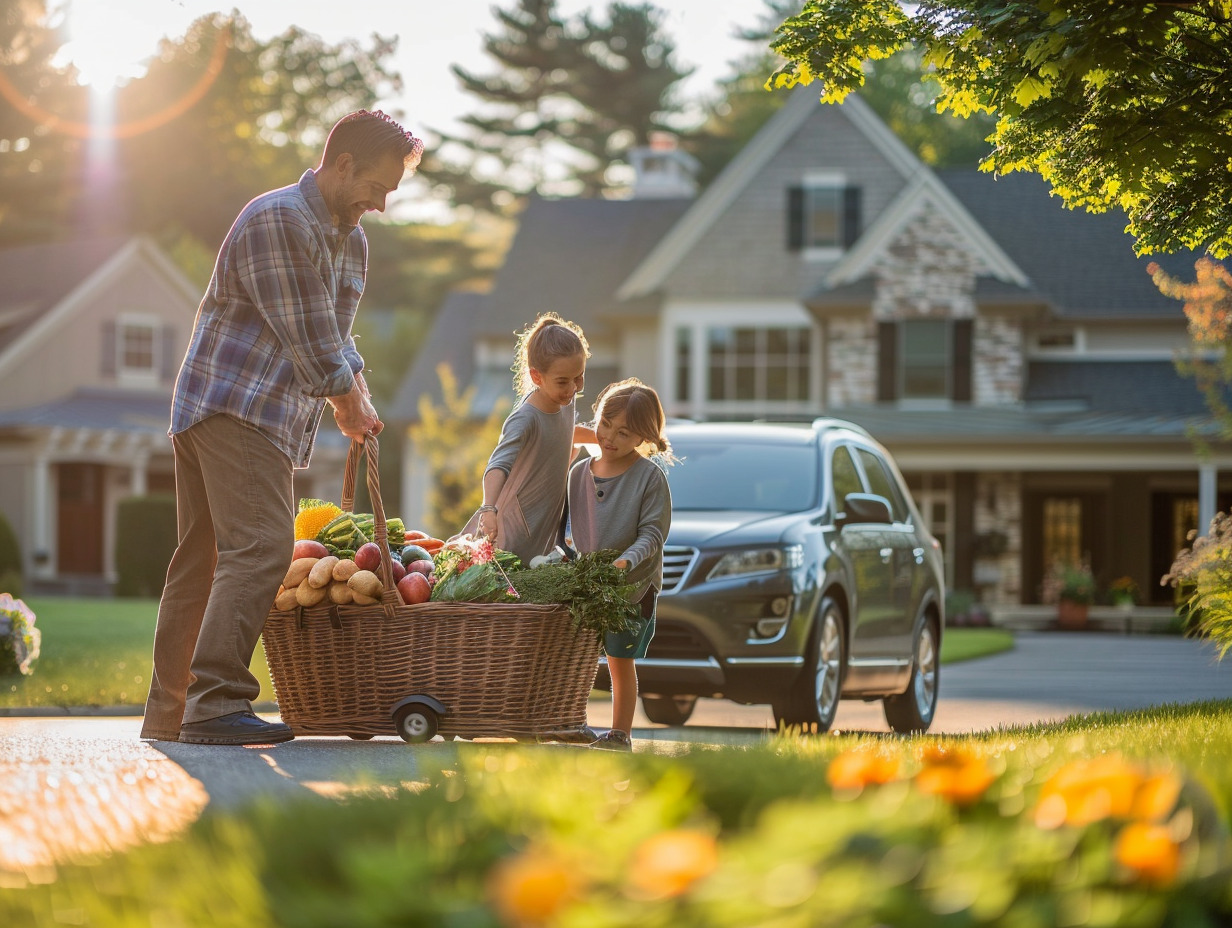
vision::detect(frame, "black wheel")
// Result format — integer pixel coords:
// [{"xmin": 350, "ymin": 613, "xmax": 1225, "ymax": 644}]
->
[
  {"xmin": 641, "ymin": 694, "xmax": 698, "ymax": 726},
  {"xmin": 348, "ymin": 733, "xmax": 375, "ymax": 740},
  {"xmin": 883, "ymin": 615, "xmax": 940, "ymax": 734},
  {"xmin": 393, "ymin": 703, "xmax": 440, "ymax": 743},
  {"xmin": 772, "ymin": 595, "xmax": 845, "ymax": 734}
]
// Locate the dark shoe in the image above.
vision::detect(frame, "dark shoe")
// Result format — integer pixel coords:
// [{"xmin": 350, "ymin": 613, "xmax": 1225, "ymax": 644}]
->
[
  {"xmin": 538, "ymin": 725, "xmax": 600, "ymax": 745},
  {"xmin": 178, "ymin": 711, "xmax": 294, "ymax": 745},
  {"xmin": 590, "ymin": 729, "xmax": 633, "ymax": 752}
]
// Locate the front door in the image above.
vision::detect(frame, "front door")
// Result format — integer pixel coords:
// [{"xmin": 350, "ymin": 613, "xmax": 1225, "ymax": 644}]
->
[{"xmin": 57, "ymin": 463, "xmax": 105, "ymax": 574}]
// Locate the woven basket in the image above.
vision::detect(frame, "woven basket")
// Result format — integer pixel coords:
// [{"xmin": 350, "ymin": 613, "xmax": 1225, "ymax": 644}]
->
[{"xmin": 262, "ymin": 437, "xmax": 600, "ymax": 740}]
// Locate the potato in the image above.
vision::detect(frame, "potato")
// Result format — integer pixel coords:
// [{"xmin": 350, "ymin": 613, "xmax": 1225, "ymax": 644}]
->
[
  {"xmin": 332, "ymin": 558, "xmax": 359, "ymax": 582},
  {"xmin": 274, "ymin": 587, "xmax": 299, "ymax": 611},
  {"xmin": 328, "ymin": 580, "xmax": 354, "ymax": 605},
  {"xmin": 295, "ymin": 582, "xmax": 328, "ymax": 607},
  {"xmin": 283, "ymin": 557, "xmax": 319, "ymax": 588},
  {"xmin": 347, "ymin": 569, "xmax": 384, "ymax": 599},
  {"xmin": 308, "ymin": 555, "xmax": 339, "ymax": 589},
  {"xmin": 351, "ymin": 590, "xmax": 379, "ymax": 606}
]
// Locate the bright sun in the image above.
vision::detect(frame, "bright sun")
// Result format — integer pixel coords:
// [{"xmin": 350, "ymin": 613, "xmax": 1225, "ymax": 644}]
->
[{"xmin": 53, "ymin": 1, "xmax": 171, "ymax": 89}]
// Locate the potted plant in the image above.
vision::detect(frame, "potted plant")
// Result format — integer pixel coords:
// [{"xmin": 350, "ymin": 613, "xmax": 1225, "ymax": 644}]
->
[
  {"xmin": 1108, "ymin": 576, "xmax": 1140, "ymax": 613},
  {"xmin": 1043, "ymin": 560, "xmax": 1096, "ymax": 630}
]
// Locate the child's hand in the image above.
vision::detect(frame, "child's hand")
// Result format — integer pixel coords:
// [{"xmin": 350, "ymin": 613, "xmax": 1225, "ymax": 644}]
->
[
  {"xmin": 613, "ymin": 558, "xmax": 630, "ymax": 570},
  {"xmin": 478, "ymin": 511, "xmax": 498, "ymax": 544}
]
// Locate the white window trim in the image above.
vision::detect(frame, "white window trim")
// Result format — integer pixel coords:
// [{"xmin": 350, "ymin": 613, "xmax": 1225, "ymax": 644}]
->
[
  {"xmin": 662, "ymin": 302, "xmax": 823, "ymax": 420},
  {"xmin": 801, "ymin": 171, "xmax": 848, "ymax": 260},
  {"xmin": 116, "ymin": 312, "xmax": 160, "ymax": 388}
]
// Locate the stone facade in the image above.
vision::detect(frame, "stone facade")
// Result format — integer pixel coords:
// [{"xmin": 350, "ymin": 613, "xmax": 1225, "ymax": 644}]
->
[
  {"xmin": 974, "ymin": 316, "xmax": 1024, "ymax": 404},
  {"xmin": 972, "ymin": 472, "xmax": 1023, "ymax": 604},
  {"xmin": 826, "ymin": 316, "xmax": 878, "ymax": 406}
]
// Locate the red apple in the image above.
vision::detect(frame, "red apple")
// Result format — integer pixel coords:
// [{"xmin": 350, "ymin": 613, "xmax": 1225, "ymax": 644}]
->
[
  {"xmin": 354, "ymin": 542, "xmax": 383, "ymax": 572},
  {"xmin": 390, "ymin": 560, "xmax": 407, "ymax": 583},
  {"xmin": 406, "ymin": 558, "xmax": 434, "ymax": 577},
  {"xmin": 293, "ymin": 539, "xmax": 329, "ymax": 560},
  {"xmin": 397, "ymin": 571, "xmax": 432, "ymax": 605}
]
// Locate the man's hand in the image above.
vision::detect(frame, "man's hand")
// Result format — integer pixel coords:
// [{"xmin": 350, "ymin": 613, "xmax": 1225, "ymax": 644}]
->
[{"xmin": 330, "ymin": 379, "xmax": 382, "ymax": 441}]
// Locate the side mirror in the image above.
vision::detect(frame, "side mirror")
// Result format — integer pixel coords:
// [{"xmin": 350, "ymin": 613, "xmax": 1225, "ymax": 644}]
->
[{"xmin": 837, "ymin": 493, "xmax": 893, "ymax": 528}]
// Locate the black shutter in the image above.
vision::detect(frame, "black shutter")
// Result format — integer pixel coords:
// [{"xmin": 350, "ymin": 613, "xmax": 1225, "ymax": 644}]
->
[
  {"xmin": 786, "ymin": 185, "xmax": 805, "ymax": 251},
  {"xmin": 877, "ymin": 321, "xmax": 897, "ymax": 402},
  {"xmin": 161, "ymin": 325, "xmax": 180, "ymax": 382},
  {"xmin": 842, "ymin": 186, "xmax": 862, "ymax": 248},
  {"xmin": 101, "ymin": 321, "xmax": 116, "ymax": 377},
  {"xmin": 952, "ymin": 318, "xmax": 973, "ymax": 402}
]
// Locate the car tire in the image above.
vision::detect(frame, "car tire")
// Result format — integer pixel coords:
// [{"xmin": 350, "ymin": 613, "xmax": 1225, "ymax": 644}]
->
[
  {"xmin": 883, "ymin": 614, "xmax": 940, "ymax": 734},
  {"xmin": 641, "ymin": 694, "xmax": 698, "ymax": 726},
  {"xmin": 772, "ymin": 595, "xmax": 845, "ymax": 734}
]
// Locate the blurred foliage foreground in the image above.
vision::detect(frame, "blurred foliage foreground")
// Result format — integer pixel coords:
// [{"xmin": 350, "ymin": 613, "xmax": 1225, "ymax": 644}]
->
[{"xmin": 4, "ymin": 702, "xmax": 1232, "ymax": 927}]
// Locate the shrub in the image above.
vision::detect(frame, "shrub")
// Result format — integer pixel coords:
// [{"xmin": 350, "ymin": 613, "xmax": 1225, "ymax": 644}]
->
[
  {"xmin": 0, "ymin": 509, "xmax": 21, "ymax": 597},
  {"xmin": 114, "ymin": 494, "xmax": 178, "ymax": 598},
  {"xmin": 0, "ymin": 593, "xmax": 39, "ymax": 675},
  {"xmin": 1165, "ymin": 511, "xmax": 1232, "ymax": 657}
]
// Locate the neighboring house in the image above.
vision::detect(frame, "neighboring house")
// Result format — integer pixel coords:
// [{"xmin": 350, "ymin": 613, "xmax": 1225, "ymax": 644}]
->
[
  {"xmin": 0, "ymin": 237, "xmax": 347, "ymax": 593},
  {"xmin": 392, "ymin": 89, "xmax": 1230, "ymax": 607}
]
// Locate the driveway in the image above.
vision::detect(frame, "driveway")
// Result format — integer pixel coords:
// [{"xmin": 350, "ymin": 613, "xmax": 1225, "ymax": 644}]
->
[{"xmin": 1, "ymin": 631, "xmax": 1229, "ymax": 875}]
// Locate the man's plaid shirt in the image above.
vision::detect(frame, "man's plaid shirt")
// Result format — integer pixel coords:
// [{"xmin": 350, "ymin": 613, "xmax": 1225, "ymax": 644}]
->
[{"xmin": 170, "ymin": 170, "xmax": 366, "ymax": 468}]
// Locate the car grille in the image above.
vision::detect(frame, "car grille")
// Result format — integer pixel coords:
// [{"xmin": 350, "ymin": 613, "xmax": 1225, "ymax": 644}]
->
[
  {"xmin": 661, "ymin": 545, "xmax": 696, "ymax": 593},
  {"xmin": 646, "ymin": 620, "xmax": 714, "ymax": 661}
]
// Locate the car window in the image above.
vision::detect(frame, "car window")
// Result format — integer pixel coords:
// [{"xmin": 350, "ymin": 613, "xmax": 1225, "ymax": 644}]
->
[
  {"xmin": 830, "ymin": 445, "xmax": 864, "ymax": 513},
  {"xmin": 855, "ymin": 447, "xmax": 909, "ymax": 522},
  {"xmin": 666, "ymin": 440, "xmax": 818, "ymax": 511}
]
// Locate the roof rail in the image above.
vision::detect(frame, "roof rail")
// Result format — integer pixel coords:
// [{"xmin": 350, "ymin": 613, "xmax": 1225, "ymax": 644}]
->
[{"xmin": 811, "ymin": 416, "xmax": 872, "ymax": 437}]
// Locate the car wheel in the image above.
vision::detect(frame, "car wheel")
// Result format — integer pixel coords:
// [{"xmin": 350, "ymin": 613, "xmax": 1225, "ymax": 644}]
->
[
  {"xmin": 883, "ymin": 614, "xmax": 940, "ymax": 734},
  {"xmin": 641, "ymin": 694, "xmax": 698, "ymax": 726},
  {"xmin": 772, "ymin": 596, "xmax": 845, "ymax": 733}
]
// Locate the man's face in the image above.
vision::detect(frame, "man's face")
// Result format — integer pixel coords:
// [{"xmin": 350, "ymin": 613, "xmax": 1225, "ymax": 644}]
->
[{"xmin": 328, "ymin": 151, "xmax": 406, "ymax": 229}]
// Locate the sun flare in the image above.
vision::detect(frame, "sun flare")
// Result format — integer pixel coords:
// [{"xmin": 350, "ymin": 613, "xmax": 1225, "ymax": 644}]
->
[{"xmin": 53, "ymin": 1, "xmax": 167, "ymax": 89}]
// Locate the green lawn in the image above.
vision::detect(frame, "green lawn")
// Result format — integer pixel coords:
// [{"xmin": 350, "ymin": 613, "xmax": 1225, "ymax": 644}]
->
[
  {"xmin": 0, "ymin": 596, "xmax": 274, "ymax": 709},
  {"xmin": 2, "ymin": 598, "xmax": 1011, "ymax": 709}
]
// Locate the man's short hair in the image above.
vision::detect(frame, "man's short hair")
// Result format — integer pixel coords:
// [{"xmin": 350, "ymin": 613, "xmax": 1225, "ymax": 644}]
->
[{"xmin": 321, "ymin": 110, "xmax": 424, "ymax": 173}]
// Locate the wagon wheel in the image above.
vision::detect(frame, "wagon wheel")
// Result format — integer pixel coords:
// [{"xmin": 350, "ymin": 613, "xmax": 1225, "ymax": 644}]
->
[{"xmin": 391, "ymin": 695, "xmax": 447, "ymax": 744}]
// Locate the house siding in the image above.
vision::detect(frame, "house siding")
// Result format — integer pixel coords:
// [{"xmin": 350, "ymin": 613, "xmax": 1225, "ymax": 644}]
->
[{"xmin": 662, "ymin": 105, "xmax": 909, "ymax": 300}]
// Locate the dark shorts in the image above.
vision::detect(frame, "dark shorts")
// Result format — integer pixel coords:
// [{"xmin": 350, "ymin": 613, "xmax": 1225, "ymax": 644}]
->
[{"xmin": 603, "ymin": 589, "xmax": 657, "ymax": 659}]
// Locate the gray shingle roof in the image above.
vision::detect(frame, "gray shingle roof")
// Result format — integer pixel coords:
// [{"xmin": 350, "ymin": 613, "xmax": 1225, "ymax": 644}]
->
[
  {"xmin": 1024, "ymin": 359, "xmax": 1211, "ymax": 416},
  {"xmin": 937, "ymin": 171, "xmax": 1201, "ymax": 319},
  {"xmin": 0, "ymin": 387, "xmax": 171, "ymax": 433},
  {"xmin": 0, "ymin": 237, "xmax": 129, "ymax": 354}
]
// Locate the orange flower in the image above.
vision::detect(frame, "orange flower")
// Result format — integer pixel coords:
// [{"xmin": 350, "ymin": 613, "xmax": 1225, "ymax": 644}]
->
[
  {"xmin": 914, "ymin": 746, "xmax": 996, "ymax": 806},
  {"xmin": 1114, "ymin": 822, "xmax": 1181, "ymax": 887},
  {"xmin": 826, "ymin": 746, "xmax": 902, "ymax": 792},
  {"xmin": 1033, "ymin": 756, "xmax": 1184, "ymax": 831},
  {"xmin": 488, "ymin": 850, "xmax": 581, "ymax": 926},
  {"xmin": 627, "ymin": 829, "xmax": 719, "ymax": 899}
]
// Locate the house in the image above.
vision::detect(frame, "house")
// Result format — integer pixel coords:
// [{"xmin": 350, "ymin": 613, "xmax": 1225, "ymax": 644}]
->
[
  {"xmin": 0, "ymin": 237, "xmax": 349, "ymax": 593},
  {"xmin": 392, "ymin": 89, "xmax": 1229, "ymax": 607}
]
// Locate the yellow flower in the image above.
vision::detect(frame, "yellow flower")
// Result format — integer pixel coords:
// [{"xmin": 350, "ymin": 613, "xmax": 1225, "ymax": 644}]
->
[
  {"xmin": 627, "ymin": 829, "xmax": 719, "ymax": 900},
  {"xmin": 914, "ymin": 746, "xmax": 996, "ymax": 807},
  {"xmin": 488, "ymin": 850, "xmax": 581, "ymax": 926},
  {"xmin": 294, "ymin": 502, "xmax": 341, "ymax": 541},
  {"xmin": 826, "ymin": 746, "xmax": 902, "ymax": 792},
  {"xmin": 1114, "ymin": 822, "xmax": 1181, "ymax": 887}
]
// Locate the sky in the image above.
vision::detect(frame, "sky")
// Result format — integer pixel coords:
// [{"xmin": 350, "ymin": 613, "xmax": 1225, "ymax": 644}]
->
[{"xmin": 52, "ymin": 0, "xmax": 777, "ymax": 140}]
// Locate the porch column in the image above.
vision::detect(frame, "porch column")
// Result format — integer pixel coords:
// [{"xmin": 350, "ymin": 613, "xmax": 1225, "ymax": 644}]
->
[
  {"xmin": 1199, "ymin": 462, "xmax": 1217, "ymax": 536},
  {"xmin": 31, "ymin": 456, "xmax": 52, "ymax": 578},
  {"xmin": 129, "ymin": 455, "xmax": 149, "ymax": 495}
]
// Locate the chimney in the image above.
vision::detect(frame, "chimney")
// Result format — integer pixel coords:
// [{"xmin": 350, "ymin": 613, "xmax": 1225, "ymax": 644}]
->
[{"xmin": 628, "ymin": 131, "xmax": 699, "ymax": 199}]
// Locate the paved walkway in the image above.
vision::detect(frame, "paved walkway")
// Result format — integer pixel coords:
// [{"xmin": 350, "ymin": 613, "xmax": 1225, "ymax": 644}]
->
[{"xmin": 1, "ymin": 631, "xmax": 1229, "ymax": 882}]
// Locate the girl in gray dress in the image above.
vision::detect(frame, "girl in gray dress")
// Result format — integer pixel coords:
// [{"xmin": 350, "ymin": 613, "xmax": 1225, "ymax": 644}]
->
[
  {"xmin": 472, "ymin": 313, "xmax": 597, "ymax": 563},
  {"xmin": 567, "ymin": 378, "xmax": 674, "ymax": 751}
]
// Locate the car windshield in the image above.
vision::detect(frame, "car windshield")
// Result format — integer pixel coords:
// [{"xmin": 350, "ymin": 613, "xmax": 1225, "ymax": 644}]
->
[{"xmin": 665, "ymin": 439, "xmax": 818, "ymax": 512}]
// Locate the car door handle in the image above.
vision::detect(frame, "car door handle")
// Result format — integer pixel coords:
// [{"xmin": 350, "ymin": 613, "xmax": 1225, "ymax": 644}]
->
[{"xmin": 879, "ymin": 547, "xmax": 893, "ymax": 562}]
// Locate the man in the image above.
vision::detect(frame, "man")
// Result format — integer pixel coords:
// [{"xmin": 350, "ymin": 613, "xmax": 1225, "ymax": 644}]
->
[{"xmin": 140, "ymin": 110, "xmax": 424, "ymax": 745}]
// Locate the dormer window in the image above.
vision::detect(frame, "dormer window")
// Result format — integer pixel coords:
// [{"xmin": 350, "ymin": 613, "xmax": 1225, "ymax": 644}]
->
[
  {"xmin": 115, "ymin": 313, "xmax": 160, "ymax": 387},
  {"xmin": 787, "ymin": 175, "xmax": 861, "ymax": 256}
]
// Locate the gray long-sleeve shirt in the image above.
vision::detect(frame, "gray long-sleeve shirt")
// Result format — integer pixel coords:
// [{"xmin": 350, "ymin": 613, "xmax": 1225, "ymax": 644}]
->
[
  {"xmin": 567, "ymin": 455, "xmax": 672, "ymax": 602},
  {"xmin": 483, "ymin": 395, "xmax": 578, "ymax": 563}
]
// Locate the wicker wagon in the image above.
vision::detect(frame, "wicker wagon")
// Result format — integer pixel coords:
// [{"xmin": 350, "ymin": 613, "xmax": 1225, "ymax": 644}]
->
[{"xmin": 261, "ymin": 438, "xmax": 601, "ymax": 743}]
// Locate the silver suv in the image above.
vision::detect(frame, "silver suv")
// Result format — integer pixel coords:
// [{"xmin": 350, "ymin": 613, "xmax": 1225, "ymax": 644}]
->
[{"xmin": 602, "ymin": 418, "xmax": 945, "ymax": 734}]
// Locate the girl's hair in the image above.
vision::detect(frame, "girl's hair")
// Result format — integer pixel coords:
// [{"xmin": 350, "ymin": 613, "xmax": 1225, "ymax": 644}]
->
[
  {"xmin": 512, "ymin": 312, "xmax": 590, "ymax": 396},
  {"xmin": 592, "ymin": 378, "xmax": 676, "ymax": 463}
]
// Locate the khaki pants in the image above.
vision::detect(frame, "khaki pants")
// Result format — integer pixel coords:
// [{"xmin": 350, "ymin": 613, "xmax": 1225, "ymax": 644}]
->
[{"xmin": 140, "ymin": 414, "xmax": 294, "ymax": 739}]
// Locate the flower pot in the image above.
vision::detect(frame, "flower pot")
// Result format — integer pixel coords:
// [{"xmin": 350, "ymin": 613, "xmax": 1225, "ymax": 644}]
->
[{"xmin": 1057, "ymin": 598, "xmax": 1089, "ymax": 631}]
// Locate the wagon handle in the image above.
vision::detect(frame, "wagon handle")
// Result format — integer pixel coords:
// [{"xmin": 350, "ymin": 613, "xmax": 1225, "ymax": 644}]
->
[{"xmin": 340, "ymin": 437, "xmax": 398, "ymax": 604}]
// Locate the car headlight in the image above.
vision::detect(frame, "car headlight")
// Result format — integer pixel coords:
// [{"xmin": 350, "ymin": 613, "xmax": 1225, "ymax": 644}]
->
[{"xmin": 708, "ymin": 545, "xmax": 803, "ymax": 580}]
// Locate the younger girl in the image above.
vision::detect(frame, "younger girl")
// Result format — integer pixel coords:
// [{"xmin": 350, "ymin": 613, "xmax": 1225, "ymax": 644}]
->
[
  {"xmin": 472, "ymin": 312, "xmax": 596, "ymax": 564},
  {"xmin": 567, "ymin": 378, "xmax": 673, "ymax": 751}
]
